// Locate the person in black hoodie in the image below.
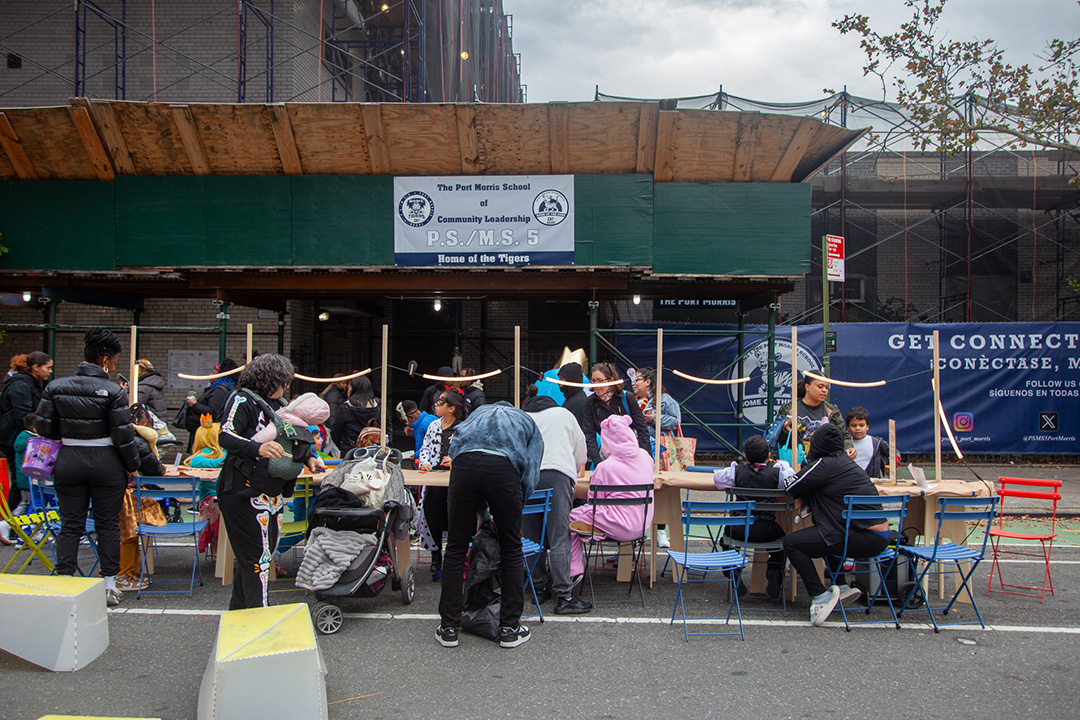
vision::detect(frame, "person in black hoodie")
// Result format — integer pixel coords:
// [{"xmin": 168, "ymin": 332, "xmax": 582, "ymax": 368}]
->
[
  {"xmin": 331, "ymin": 375, "xmax": 386, "ymax": 450},
  {"xmin": 556, "ymin": 361, "xmax": 587, "ymax": 431},
  {"xmin": 420, "ymin": 366, "xmax": 456, "ymax": 415},
  {"xmin": 783, "ymin": 423, "xmax": 889, "ymax": 626},
  {"xmin": 185, "ymin": 358, "xmax": 239, "ymax": 451},
  {"xmin": 35, "ymin": 329, "xmax": 139, "ymax": 607}
]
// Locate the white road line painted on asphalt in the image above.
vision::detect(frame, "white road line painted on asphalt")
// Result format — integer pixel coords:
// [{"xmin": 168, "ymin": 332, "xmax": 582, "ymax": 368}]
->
[{"xmin": 106, "ymin": 608, "xmax": 1080, "ymax": 634}]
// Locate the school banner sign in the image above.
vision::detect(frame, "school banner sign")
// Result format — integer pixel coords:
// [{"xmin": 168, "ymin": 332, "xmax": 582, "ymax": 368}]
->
[
  {"xmin": 393, "ymin": 175, "xmax": 574, "ymax": 267},
  {"xmin": 616, "ymin": 322, "xmax": 1080, "ymax": 455}
]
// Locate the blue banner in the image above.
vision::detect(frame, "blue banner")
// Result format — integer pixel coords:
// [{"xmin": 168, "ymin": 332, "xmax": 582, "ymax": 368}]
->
[{"xmin": 616, "ymin": 322, "xmax": 1080, "ymax": 455}]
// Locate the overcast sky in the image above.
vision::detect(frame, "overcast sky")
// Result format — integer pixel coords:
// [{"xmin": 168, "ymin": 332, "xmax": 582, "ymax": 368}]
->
[{"xmin": 509, "ymin": 0, "xmax": 1073, "ymax": 104}]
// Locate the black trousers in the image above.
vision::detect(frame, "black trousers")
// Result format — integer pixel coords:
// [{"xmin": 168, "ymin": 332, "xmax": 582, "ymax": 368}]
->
[
  {"xmin": 439, "ymin": 452, "xmax": 524, "ymax": 629},
  {"xmin": 725, "ymin": 517, "xmax": 786, "ymax": 570},
  {"xmin": 783, "ymin": 526, "xmax": 889, "ymax": 598},
  {"xmin": 53, "ymin": 446, "xmax": 127, "ymax": 577},
  {"xmin": 219, "ymin": 489, "xmax": 283, "ymax": 610},
  {"xmin": 423, "ymin": 485, "xmax": 449, "ymax": 566}
]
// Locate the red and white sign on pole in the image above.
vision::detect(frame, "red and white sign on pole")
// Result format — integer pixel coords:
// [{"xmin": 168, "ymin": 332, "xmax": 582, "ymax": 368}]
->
[{"xmin": 826, "ymin": 234, "xmax": 845, "ymax": 282}]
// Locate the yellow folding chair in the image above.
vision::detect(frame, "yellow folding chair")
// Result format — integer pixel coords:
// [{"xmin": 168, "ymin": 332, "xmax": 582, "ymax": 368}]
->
[{"xmin": 0, "ymin": 482, "xmax": 57, "ymax": 574}]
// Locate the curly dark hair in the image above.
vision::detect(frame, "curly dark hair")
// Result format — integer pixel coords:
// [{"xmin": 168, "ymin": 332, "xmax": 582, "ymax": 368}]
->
[
  {"xmin": 743, "ymin": 435, "xmax": 770, "ymax": 464},
  {"xmin": 237, "ymin": 353, "xmax": 294, "ymax": 399},
  {"xmin": 83, "ymin": 328, "xmax": 122, "ymax": 364}
]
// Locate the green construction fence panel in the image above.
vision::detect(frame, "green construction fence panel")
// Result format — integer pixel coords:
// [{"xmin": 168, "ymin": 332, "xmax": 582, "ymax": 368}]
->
[
  {"xmin": 291, "ymin": 176, "xmax": 394, "ymax": 265},
  {"xmin": 0, "ymin": 180, "xmax": 116, "ymax": 271},
  {"xmin": 573, "ymin": 174, "xmax": 653, "ymax": 266},
  {"xmin": 115, "ymin": 176, "xmax": 293, "ymax": 266},
  {"xmin": 653, "ymin": 183, "xmax": 811, "ymax": 275}
]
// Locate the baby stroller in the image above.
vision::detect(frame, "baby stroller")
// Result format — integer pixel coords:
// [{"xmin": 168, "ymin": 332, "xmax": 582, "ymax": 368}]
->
[{"xmin": 298, "ymin": 447, "xmax": 417, "ymax": 635}]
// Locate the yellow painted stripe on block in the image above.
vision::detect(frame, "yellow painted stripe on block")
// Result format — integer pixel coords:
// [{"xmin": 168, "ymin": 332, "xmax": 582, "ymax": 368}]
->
[
  {"xmin": 0, "ymin": 574, "xmax": 101, "ymax": 596},
  {"xmin": 216, "ymin": 602, "xmax": 315, "ymax": 661}
]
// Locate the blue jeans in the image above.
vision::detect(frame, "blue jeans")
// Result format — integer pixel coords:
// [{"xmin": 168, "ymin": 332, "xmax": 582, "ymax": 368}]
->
[
  {"xmin": 439, "ymin": 452, "xmax": 524, "ymax": 629},
  {"xmin": 522, "ymin": 469, "xmax": 575, "ymax": 597}
]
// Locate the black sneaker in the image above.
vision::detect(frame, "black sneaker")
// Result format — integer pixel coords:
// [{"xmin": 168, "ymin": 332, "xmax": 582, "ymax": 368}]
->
[
  {"xmin": 498, "ymin": 625, "xmax": 531, "ymax": 648},
  {"xmin": 554, "ymin": 595, "xmax": 593, "ymax": 615},
  {"xmin": 435, "ymin": 625, "xmax": 459, "ymax": 648},
  {"xmin": 766, "ymin": 567, "xmax": 783, "ymax": 599}
]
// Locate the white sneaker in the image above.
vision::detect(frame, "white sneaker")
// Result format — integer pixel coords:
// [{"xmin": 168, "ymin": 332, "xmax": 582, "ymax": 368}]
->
[
  {"xmin": 656, "ymin": 528, "xmax": 671, "ymax": 549},
  {"xmin": 837, "ymin": 584, "xmax": 862, "ymax": 605},
  {"xmin": 810, "ymin": 585, "xmax": 840, "ymax": 626}
]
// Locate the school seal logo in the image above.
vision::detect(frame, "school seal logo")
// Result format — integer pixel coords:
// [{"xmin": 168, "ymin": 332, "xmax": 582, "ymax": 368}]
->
[
  {"xmin": 398, "ymin": 191, "xmax": 434, "ymax": 227},
  {"xmin": 533, "ymin": 190, "xmax": 568, "ymax": 226},
  {"xmin": 730, "ymin": 338, "xmax": 822, "ymax": 425}
]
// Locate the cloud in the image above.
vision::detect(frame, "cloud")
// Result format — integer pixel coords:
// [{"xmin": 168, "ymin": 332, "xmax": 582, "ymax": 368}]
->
[{"xmin": 508, "ymin": 0, "xmax": 1074, "ymax": 103}]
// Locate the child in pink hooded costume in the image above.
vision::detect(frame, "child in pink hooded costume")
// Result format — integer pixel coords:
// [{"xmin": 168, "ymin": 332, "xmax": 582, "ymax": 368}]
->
[
  {"xmin": 569, "ymin": 414, "xmax": 655, "ymax": 577},
  {"xmin": 250, "ymin": 392, "xmax": 331, "ymax": 443}
]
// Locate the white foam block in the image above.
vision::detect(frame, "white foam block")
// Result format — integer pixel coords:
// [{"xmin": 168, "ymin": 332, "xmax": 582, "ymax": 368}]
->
[
  {"xmin": 197, "ymin": 603, "xmax": 327, "ymax": 720},
  {"xmin": 0, "ymin": 574, "xmax": 109, "ymax": 671}
]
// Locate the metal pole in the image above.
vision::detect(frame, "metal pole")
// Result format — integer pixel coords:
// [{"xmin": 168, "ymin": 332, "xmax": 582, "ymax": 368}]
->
[
  {"xmin": 822, "ymin": 235, "xmax": 830, "ymax": 377},
  {"xmin": 588, "ymin": 300, "xmax": 598, "ymax": 368},
  {"xmin": 736, "ymin": 311, "xmax": 745, "ymax": 451},
  {"xmin": 766, "ymin": 303, "xmax": 776, "ymax": 426},
  {"xmin": 217, "ymin": 301, "xmax": 230, "ymax": 364},
  {"xmin": 277, "ymin": 310, "xmax": 286, "ymax": 354}
]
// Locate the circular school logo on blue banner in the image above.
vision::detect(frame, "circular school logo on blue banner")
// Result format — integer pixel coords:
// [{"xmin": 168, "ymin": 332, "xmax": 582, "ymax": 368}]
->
[
  {"xmin": 533, "ymin": 190, "xmax": 568, "ymax": 226},
  {"xmin": 730, "ymin": 338, "xmax": 821, "ymax": 426},
  {"xmin": 398, "ymin": 191, "xmax": 434, "ymax": 227}
]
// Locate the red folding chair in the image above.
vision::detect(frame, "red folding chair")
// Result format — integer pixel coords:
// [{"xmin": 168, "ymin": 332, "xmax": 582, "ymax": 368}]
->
[{"xmin": 986, "ymin": 477, "xmax": 1062, "ymax": 602}]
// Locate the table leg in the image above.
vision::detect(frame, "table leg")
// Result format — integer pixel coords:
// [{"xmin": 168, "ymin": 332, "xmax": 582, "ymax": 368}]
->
[
  {"xmin": 217, "ymin": 519, "xmax": 234, "ymax": 586},
  {"xmin": 748, "ymin": 550, "xmax": 768, "ymax": 594},
  {"xmin": 616, "ymin": 542, "xmax": 633, "ymax": 582},
  {"xmin": 653, "ymin": 486, "xmax": 683, "ymax": 585}
]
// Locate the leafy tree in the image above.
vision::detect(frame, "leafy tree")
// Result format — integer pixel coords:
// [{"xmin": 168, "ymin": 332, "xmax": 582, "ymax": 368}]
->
[{"xmin": 833, "ymin": 0, "xmax": 1079, "ymax": 154}]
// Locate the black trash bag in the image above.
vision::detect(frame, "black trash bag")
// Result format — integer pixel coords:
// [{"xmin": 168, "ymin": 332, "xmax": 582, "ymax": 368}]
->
[{"xmin": 460, "ymin": 519, "xmax": 502, "ymax": 641}]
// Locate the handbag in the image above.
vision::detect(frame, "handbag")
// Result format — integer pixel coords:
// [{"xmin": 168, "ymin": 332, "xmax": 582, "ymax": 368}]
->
[
  {"xmin": 171, "ymin": 403, "xmax": 189, "ymax": 431},
  {"xmin": 660, "ymin": 425, "xmax": 696, "ymax": 472},
  {"xmin": 148, "ymin": 409, "xmax": 178, "ymax": 445},
  {"xmin": 339, "ymin": 452, "xmax": 392, "ymax": 509},
  {"xmin": 21, "ymin": 435, "xmax": 63, "ymax": 480}
]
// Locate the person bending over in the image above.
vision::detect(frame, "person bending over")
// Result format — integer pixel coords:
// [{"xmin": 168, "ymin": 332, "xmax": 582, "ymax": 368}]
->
[{"xmin": 782, "ymin": 424, "xmax": 889, "ymax": 626}]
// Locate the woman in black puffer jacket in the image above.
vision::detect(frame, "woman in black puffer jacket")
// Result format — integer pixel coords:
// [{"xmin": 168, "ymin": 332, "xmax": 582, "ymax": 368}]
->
[{"xmin": 35, "ymin": 329, "xmax": 140, "ymax": 606}]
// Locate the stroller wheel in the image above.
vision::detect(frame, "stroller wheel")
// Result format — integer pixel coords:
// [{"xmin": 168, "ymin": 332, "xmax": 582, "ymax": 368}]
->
[
  {"xmin": 311, "ymin": 601, "xmax": 344, "ymax": 635},
  {"xmin": 401, "ymin": 566, "xmax": 415, "ymax": 605}
]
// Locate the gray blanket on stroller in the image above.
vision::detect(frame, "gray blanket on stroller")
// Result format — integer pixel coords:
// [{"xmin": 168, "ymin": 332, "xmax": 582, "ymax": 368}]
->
[{"xmin": 295, "ymin": 527, "xmax": 378, "ymax": 591}]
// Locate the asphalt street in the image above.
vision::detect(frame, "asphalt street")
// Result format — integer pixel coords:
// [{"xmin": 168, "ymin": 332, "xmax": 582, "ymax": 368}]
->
[{"xmin": 3, "ymin": 463, "xmax": 1078, "ymax": 720}]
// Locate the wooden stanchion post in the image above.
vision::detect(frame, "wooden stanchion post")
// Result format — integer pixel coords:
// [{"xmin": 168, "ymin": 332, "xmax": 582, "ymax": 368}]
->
[
  {"xmin": 933, "ymin": 329, "xmax": 941, "ymax": 482},
  {"xmin": 129, "ymin": 325, "xmax": 138, "ymax": 405},
  {"xmin": 514, "ymin": 325, "xmax": 521, "ymax": 408},
  {"xmin": 380, "ymin": 324, "xmax": 389, "ymax": 445},
  {"xmin": 889, "ymin": 419, "xmax": 897, "ymax": 484},
  {"xmin": 790, "ymin": 326, "xmax": 799, "ymax": 471}
]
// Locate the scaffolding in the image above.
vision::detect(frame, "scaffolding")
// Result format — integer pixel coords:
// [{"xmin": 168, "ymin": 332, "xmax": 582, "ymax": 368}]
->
[
  {"xmin": 597, "ymin": 88, "xmax": 1080, "ymax": 325},
  {"xmin": 0, "ymin": 1, "xmax": 524, "ymax": 106}
]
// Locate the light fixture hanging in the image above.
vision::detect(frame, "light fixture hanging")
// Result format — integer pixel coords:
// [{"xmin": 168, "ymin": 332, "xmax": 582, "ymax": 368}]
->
[
  {"xmin": 22, "ymin": 291, "xmax": 31, "ymax": 302},
  {"xmin": 434, "ymin": 297, "xmax": 442, "ymax": 312},
  {"xmin": 318, "ymin": 311, "xmax": 330, "ymax": 321},
  {"xmin": 632, "ymin": 294, "xmax": 641, "ymax": 305}
]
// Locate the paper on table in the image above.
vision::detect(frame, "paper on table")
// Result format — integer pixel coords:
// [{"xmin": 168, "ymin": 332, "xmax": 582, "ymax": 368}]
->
[{"xmin": 908, "ymin": 464, "xmax": 939, "ymax": 490}]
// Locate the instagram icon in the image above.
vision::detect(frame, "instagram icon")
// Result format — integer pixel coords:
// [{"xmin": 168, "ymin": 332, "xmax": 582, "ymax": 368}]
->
[{"xmin": 953, "ymin": 412, "xmax": 974, "ymax": 432}]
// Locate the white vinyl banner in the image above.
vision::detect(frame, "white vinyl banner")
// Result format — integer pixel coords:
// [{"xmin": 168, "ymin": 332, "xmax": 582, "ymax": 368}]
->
[{"xmin": 393, "ymin": 175, "xmax": 574, "ymax": 267}]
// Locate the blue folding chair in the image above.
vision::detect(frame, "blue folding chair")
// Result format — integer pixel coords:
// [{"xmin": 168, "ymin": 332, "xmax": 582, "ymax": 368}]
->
[
  {"xmin": 898, "ymin": 496, "xmax": 999, "ymax": 632},
  {"xmin": 668, "ymin": 500, "xmax": 755, "ymax": 641},
  {"xmin": 521, "ymin": 487, "xmax": 553, "ymax": 623},
  {"xmin": 133, "ymin": 475, "xmax": 209, "ymax": 597},
  {"xmin": 826, "ymin": 494, "xmax": 909, "ymax": 631}
]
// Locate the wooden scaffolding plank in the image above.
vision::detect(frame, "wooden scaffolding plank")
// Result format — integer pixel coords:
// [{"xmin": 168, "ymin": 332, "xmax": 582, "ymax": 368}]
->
[
  {"xmin": 360, "ymin": 104, "xmax": 390, "ymax": 175},
  {"xmin": 170, "ymin": 105, "xmax": 212, "ymax": 176},
  {"xmin": 84, "ymin": 100, "xmax": 136, "ymax": 174},
  {"xmin": 187, "ymin": 104, "xmax": 280, "ymax": 175},
  {"xmin": 653, "ymin": 110, "xmax": 679, "ymax": 182},
  {"xmin": 381, "ymin": 104, "xmax": 459, "ymax": 175},
  {"xmin": 0, "ymin": 113, "xmax": 39, "ymax": 180},
  {"xmin": 456, "ymin": 104, "xmax": 479, "ymax": 174},
  {"xmin": 669, "ymin": 110, "xmax": 741, "ymax": 182},
  {"xmin": 111, "ymin": 102, "xmax": 194, "ymax": 175},
  {"xmin": 548, "ymin": 102, "xmax": 569, "ymax": 174},
  {"xmin": 67, "ymin": 106, "xmax": 115, "ymax": 181},
  {"xmin": 1, "ymin": 107, "xmax": 96, "ymax": 180},
  {"xmin": 636, "ymin": 103, "xmax": 659, "ymax": 174},
  {"xmin": 268, "ymin": 104, "xmax": 303, "ymax": 175},
  {"xmin": 474, "ymin": 104, "xmax": 549, "ymax": 175},
  {"xmin": 732, "ymin": 112, "xmax": 762, "ymax": 182},
  {"xmin": 769, "ymin": 117, "xmax": 820, "ymax": 182},
  {"xmin": 563, "ymin": 102, "xmax": 639, "ymax": 174},
  {"xmin": 285, "ymin": 104, "xmax": 370, "ymax": 174}
]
